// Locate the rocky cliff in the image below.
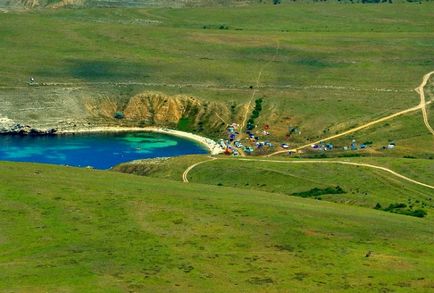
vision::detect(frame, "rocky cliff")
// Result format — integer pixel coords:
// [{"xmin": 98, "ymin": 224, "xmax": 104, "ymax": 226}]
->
[
  {"xmin": 84, "ymin": 91, "xmax": 235, "ymax": 136},
  {"xmin": 0, "ymin": 87, "xmax": 238, "ymax": 137}
]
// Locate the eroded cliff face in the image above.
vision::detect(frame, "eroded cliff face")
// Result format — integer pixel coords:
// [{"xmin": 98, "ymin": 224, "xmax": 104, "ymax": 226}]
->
[
  {"xmin": 124, "ymin": 93, "xmax": 191, "ymax": 123},
  {"xmin": 17, "ymin": 0, "xmax": 39, "ymax": 7},
  {"xmin": 84, "ymin": 97, "xmax": 118, "ymax": 119},
  {"xmin": 50, "ymin": 0, "xmax": 84, "ymax": 8},
  {"xmin": 83, "ymin": 91, "xmax": 236, "ymax": 135},
  {"xmin": 6, "ymin": 0, "xmax": 83, "ymax": 8},
  {"xmin": 0, "ymin": 87, "xmax": 246, "ymax": 137}
]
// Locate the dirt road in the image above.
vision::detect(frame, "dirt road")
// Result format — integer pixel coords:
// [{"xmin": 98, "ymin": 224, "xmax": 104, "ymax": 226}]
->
[
  {"xmin": 415, "ymin": 71, "xmax": 434, "ymax": 135},
  {"xmin": 182, "ymin": 156, "xmax": 217, "ymax": 183},
  {"xmin": 182, "ymin": 157, "xmax": 434, "ymax": 190},
  {"xmin": 269, "ymin": 71, "xmax": 434, "ymax": 157}
]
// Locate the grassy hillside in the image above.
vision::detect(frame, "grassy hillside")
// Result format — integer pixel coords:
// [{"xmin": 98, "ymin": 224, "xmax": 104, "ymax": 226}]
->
[
  {"xmin": 115, "ymin": 154, "xmax": 434, "ymax": 188},
  {"xmin": 114, "ymin": 155, "xmax": 434, "ymax": 214},
  {"xmin": 1, "ymin": 161, "xmax": 434, "ymax": 292},
  {"xmin": 1, "ymin": 3, "xmax": 433, "ymax": 152}
]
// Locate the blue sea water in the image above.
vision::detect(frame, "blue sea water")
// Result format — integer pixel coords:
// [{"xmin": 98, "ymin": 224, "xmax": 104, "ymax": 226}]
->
[{"xmin": 0, "ymin": 132, "xmax": 208, "ymax": 169}]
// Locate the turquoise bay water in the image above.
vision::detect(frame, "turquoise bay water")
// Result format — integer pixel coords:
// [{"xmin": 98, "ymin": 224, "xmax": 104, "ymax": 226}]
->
[{"xmin": 0, "ymin": 132, "xmax": 207, "ymax": 169}]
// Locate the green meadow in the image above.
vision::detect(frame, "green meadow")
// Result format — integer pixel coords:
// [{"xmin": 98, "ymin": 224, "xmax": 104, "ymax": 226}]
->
[{"xmin": 1, "ymin": 161, "xmax": 434, "ymax": 292}]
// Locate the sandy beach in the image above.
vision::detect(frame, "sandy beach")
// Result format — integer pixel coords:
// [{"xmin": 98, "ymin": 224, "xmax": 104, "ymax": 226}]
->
[{"xmin": 58, "ymin": 126, "xmax": 225, "ymax": 155}]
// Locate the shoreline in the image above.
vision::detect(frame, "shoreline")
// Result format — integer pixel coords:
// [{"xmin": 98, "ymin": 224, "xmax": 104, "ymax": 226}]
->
[{"xmin": 58, "ymin": 126, "xmax": 224, "ymax": 155}]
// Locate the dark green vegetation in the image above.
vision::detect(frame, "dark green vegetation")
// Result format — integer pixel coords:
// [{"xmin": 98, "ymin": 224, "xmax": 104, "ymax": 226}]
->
[
  {"xmin": 1, "ymin": 161, "xmax": 434, "ymax": 292},
  {"xmin": 292, "ymin": 185, "xmax": 345, "ymax": 198},
  {"xmin": 177, "ymin": 117, "xmax": 196, "ymax": 132},
  {"xmin": 375, "ymin": 202, "xmax": 427, "ymax": 218},
  {"xmin": 247, "ymin": 98, "xmax": 263, "ymax": 130},
  {"xmin": 113, "ymin": 111, "xmax": 124, "ymax": 119}
]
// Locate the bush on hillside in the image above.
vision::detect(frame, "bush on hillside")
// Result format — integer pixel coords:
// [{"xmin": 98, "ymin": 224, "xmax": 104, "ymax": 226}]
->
[
  {"xmin": 247, "ymin": 98, "xmax": 264, "ymax": 130},
  {"xmin": 292, "ymin": 186, "xmax": 346, "ymax": 198},
  {"xmin": 114, "ymin": 111, "xmax": 125, "ymax": 119},
  {"xmin": 375, "ymin": 202, "xmax": 427, "ymax": 218}
]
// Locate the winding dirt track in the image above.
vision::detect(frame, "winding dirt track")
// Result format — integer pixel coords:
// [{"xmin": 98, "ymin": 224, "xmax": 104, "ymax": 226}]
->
[
  {"xmin": 268, "ymin": 71, "xmax": 434, "ymax": 157},
  {"xmin": 182, "ymin": 156, "xmax": 217, "ymax": 183},
  {"xmin": 182, "ymin": 157, "xmax": 434, "ymax": 190},
  {"xmin": 415, "ymin": 71, "xmax": 434, "ymax": 135}
]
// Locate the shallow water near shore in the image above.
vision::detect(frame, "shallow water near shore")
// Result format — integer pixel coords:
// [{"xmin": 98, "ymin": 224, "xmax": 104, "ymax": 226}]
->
[{"xmin": 0, "ymin": 132, "xmax": 207, "ymax": 169}]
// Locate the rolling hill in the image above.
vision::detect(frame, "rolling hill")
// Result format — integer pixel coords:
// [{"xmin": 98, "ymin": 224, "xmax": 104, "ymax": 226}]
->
[{"xmin": 1, "ymin": 161, "xmax": 433, "ymax": 292}]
